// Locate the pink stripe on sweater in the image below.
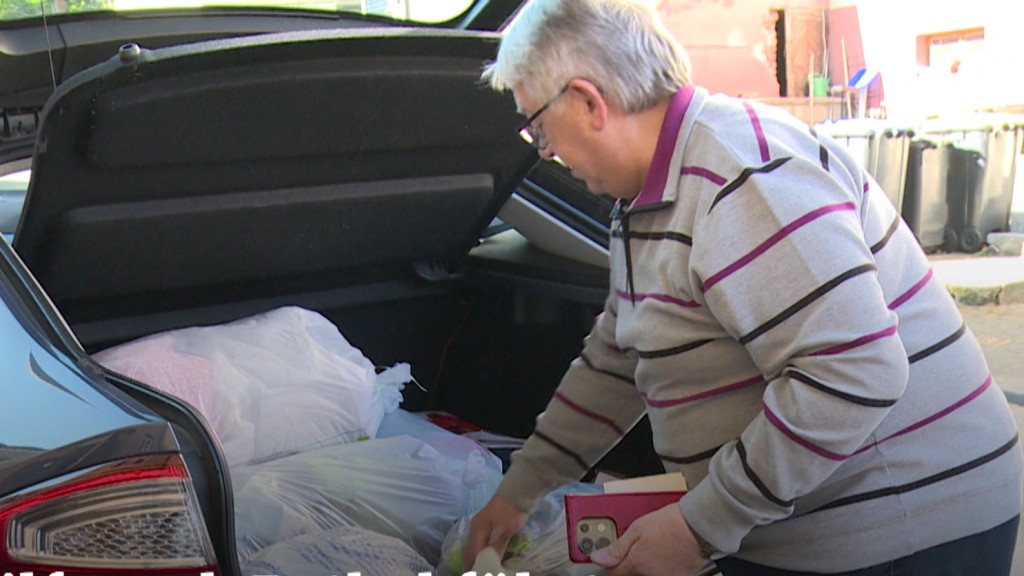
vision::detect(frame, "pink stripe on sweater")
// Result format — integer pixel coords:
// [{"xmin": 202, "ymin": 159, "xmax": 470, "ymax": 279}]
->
[
  {"xmin": 644, "ymin": 375, "xmax": 764, "ymax": 408},
  {"xmin": 702, "ymin": 202, "xmax": 857, "ymax": 292},
  {"xmin": 681, "ymin": 166, "xmax": 727, "ymax": 186},
  {"xmin": 854, "ymin": 375, "xmax": 994, "ymax": 455},
  {"xmin": 763, "ymin": 375, "xmax": 993, "ymax": 461},
  {"xmin": 889, "ymin": 269, "xmax": 934, "ymax": 310},
  {"xmin": 810, "ymin": 325, "xmax": 899, "ymax": 357},
  {"xmin": 554, "ymin": 391, "xmax": 626, "ymax": 436},
  {"xmin": 743, "ymin": 101, "xmax": 771, "ymax": 162},
  {"xmin": 615, "ymin": 289, "xmax": 700, "ymax": 308}
]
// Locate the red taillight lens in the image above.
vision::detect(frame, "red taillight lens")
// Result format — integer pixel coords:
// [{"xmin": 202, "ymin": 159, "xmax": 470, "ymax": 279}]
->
[{"xmin": 0, "ymin": 454, "xmax": 218, "ymax": 576}]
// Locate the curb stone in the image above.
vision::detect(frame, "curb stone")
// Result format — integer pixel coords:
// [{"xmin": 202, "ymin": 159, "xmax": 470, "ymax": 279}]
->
[
  {"xmin": 944, "ymin": 280, "xmax": 1024, "ymax": 306},
  {"xmin": 947, "ymin": 284, "xmax": 1003, "ymax": 306},
  {"xmin": 999, "ymin": 281, "xmax": 1024, "ymax": 305}
]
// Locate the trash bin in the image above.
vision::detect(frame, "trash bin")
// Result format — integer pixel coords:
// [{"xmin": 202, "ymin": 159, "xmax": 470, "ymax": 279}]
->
[
  {"xmin": 902, "ymin": 135, "xmax": 953, "ymax": 251},
  {"xmin": 815, "ymin": 119, "xmax": 879, "ymax": 175},
  {"xmin": 872, "ymin": 125, "xmax": 914, "ymax": 213},
  {"xmin": 815, "ymin": 119, "xmax": 914, "ymax": 213},
  {"xmin": 943, "ymin": 145, "xmax": 987, "ymax": 252},
  {"xmin": 920, "ymin": 115, "xmax": 1024, "ymax": 253}
]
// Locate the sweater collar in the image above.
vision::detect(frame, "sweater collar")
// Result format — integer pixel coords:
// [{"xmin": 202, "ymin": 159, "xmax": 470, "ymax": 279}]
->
[{"xmin": 629, "ymin": 84, "xmax": 695, "ymax": 209}]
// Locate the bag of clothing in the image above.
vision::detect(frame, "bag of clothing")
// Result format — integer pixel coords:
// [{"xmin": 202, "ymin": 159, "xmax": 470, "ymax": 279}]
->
[
  {"xmin": 94, "ymin": 306, "xmax": 408, "ymax": 465},
  {"xmin": 232, "ymin": 434, "xmax": 501, "ymax": 565},
  {"xmin": 241, "ymin": 525, "xmax": 432, "ymax": 576}
]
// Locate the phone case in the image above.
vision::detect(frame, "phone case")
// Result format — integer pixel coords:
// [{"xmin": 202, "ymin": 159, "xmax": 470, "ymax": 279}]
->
[{"xmin": 564, "ymin": 490, "xmax": 687, "ymax": 563}]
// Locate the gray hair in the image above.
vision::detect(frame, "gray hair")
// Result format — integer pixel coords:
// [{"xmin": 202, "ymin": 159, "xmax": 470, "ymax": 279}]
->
[{"xmin": 482, "ymin": 0, "xmax": 691, "ymax": 113}]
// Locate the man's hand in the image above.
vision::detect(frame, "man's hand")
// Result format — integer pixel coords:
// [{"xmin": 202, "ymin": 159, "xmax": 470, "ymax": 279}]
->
[
  {"xmin": 462, "ymin": 495, "xmax": 529, "ymax": 569},
  {"xmin": 589, "ymin": 503, "xmax": 708, "ymax": 576}
]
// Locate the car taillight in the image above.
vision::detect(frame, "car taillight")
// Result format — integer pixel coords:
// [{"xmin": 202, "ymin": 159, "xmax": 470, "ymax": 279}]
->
[{"xmin": 0, "ymin": 453, "xmax": 219, "ymax": 576}]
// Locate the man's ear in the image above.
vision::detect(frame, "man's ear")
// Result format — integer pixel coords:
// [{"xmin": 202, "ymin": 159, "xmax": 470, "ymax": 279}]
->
[{"xmin": 568, "ymin": 78, "xmax": 608, "ymax": 129}]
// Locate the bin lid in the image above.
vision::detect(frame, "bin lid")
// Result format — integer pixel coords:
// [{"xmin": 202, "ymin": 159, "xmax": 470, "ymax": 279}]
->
[{"xmin": 919, "ymin": 113, "xmax": 1024, "ymax": 134}]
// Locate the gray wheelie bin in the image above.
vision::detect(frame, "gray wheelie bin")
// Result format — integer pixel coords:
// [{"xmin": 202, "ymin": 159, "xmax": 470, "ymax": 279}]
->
[
  {"xmin": 815, "ymin": 119, "xmax": 879, "ymax": 175},
  {"xmin": 872, "ymin": 126, "xmax": 914, "ymax": 214},
  {"xmin": 815, "ymin": 120, "xmax": 914, "ymax": 213},
  {"xmin": 922, "ymin": 115, "xmax": 1024, "ymax": 253},
  {"xmin": 902, "ymin": 135, "xmax": 953, "ymax": 251}
]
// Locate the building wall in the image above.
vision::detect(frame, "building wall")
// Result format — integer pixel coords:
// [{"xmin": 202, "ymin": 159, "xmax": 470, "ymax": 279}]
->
[
  {"xmin": 850, "ymin": 0, "xmax": 1024, "ymax": 118},
  {"xmin": 658, "ymin": 0, "xmax": 1024, "ymax": 119},
  {"xmin": 657, "ymin": 0, "xmax": 829, "ymax": 99}
]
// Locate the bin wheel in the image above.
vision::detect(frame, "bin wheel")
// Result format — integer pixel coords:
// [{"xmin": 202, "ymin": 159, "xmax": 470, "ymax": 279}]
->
[
  {"xmin": 943, "ymin": 228, "xmax": 959, "ymax": 253},
  {"xmin": 959, "ymin": 227, "xmax": 984, "ymax": 253}
]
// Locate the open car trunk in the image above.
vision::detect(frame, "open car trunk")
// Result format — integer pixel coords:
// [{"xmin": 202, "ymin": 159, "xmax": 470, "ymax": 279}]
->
[{"xmin": 13, "ymin": 26, "xmax": 662, "ymax": 572}]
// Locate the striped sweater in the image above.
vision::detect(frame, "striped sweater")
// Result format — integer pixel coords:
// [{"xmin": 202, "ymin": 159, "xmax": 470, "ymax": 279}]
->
[{"xmin": 494, "ymin": 85, "xmax": 1023, "ymax": 571}]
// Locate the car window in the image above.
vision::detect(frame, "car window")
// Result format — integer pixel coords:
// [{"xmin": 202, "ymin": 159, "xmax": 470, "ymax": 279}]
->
[
  {"xmin": 0, "ymin": 169, "xmax": 28, "ymax": 242},
  {"xmin": 524, "ymin": 160, "xmax": 615, "ymax": 247},
  {"xmin": 0, "ymin": 0, "xmax": 475, "ymax": 23}
]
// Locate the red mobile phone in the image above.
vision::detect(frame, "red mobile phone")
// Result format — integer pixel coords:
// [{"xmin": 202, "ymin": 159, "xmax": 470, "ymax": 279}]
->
[{"xmin": 564, "ymin": 490, "xmax": 687, "ymax": 563}]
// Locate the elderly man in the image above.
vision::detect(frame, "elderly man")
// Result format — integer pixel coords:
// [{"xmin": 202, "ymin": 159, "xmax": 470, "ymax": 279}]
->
[{"xmin": 464, "ymin": 1, "xmax": 1023, "ymax": 575}]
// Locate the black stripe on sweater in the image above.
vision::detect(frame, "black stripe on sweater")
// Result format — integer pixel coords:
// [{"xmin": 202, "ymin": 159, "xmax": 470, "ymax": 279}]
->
[
  {"xmin": 534, "ymin": 430, "xmax": 590, "ymax": 472},
  {"xmin": 708, "ymin": 157, "xmax": 792, "ymax": 213},
  {"xmin": 581, "ymin": 352, "xmax": 636, "ymax": 385},
  {"xmin": 808, "ymin": 127, "xmax": 829, "ymax": 170},
  {"xmin": 909, "ymin": 324, "xmax": 967, "ymax": 364},
  {"xmin": 739, "ymin": 263, "xmax": 877, "ymax": 345},
  {"xmin": 737, "ymin": 439, "xmax": 795, "ymax": 508},
  {"xmin": 784, "ymin": 369, "xmax": 898, "ymax": 408},
  {"xmin": 611, "ymin": 229, "xmax": 693, "ymax": 245},
  {"xmin": 811, "ymin": 433, "xmax": 1020, "ymax": 514},
  {"xmin": 870, "ymin": 215, "xmax": 901, "ymax": 254},
  {"xmin": 660, "ymin": 445, "xmax": 722, "ymax": 465},
  {"xmin": 637, "ymin": 338, "xmax": 714, "ymax": 360}
]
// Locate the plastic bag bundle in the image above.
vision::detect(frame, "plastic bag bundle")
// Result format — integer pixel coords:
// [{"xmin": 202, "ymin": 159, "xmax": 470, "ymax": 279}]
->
[
  {"xmin": 376, "ymin": 409, "xmax": 503, "ymax": 512},
  {"xmin": 439, "ymin": 483, "xmax": 605, "ymax": 576},
  {"xmin": 232, "ymin": 434, "xmax": 501, "ymax": 565},
  {"xmin": 95, "ymin": 306, "xmax": 409, "ymax": 465},
  {"xmin": 241, "ymin": 525, "xmax": 432, "ymax": 576}
]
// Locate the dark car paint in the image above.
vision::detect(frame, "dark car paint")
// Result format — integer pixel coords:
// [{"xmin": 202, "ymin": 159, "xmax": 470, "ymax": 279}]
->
[{"xmin": 0, "ymin": 230, "xmax": 243, "ymax": 573}]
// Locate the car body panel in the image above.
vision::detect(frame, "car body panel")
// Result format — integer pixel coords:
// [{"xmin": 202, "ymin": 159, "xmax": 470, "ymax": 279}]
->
[{"xmin": 0, "ymin": 218, "xmax": 240, "ymax": 573}]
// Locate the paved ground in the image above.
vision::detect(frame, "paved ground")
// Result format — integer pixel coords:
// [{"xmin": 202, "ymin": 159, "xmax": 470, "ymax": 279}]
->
[{"xmin": 957, "ymin": 302, "xmax": 1024, "ymax": 575}]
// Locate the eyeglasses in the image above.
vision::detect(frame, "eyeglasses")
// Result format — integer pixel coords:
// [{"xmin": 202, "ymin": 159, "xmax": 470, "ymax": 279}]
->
[{"xmin": 519, "ymin": 83, "xmax": 570, "ymax": 149}]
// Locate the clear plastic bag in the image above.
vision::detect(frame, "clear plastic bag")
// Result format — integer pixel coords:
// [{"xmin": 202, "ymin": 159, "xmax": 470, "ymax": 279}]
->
[
  {"xmin": 232, "ymin": 434, "xmax": 501, "ymax": 565},
  {"xmin": 376, "ymin": 409, "xmax": 503, "ymax": 512},
  {"xmin": 95, "ymin": 306, "xmax": 409, "ymax": 465},
  {"xmin": 439, "ymin": 483, "xmax": 605, "ymax": 576},
  {"xmin": 241, "ymin": 525, "xmax": 432, "ymax": 576}
]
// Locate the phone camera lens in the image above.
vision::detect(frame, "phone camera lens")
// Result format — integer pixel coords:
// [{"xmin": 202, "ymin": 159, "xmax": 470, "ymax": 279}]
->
[
  {"xmin": 596, "ymin": 537, "xmax": 611, "ymax": 550},
  {"xmin": 580, "ymin": 537, "xmax": 594, "ymax": 553},
  {"xmin": 580, "ymin": 523, "xmax": 590, "ymax": 533}
]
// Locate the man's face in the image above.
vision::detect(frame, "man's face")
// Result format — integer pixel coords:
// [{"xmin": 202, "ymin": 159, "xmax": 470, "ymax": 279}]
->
[{"xmin": 513, "ymin": 82, "xmax": 629, "ymax": 199}]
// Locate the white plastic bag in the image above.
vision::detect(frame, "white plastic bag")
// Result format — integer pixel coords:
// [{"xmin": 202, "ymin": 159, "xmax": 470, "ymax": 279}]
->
[
  {"xmin": 241, "ymin": 525, "xmax": 432, "ymax": 576},
  {"xmin": 232, "ymin": 435, "xmax": 500, "ymax": 565},
  {"xmin": 376, "ymin": 409, "xmax": 503, "ymax": 512},
  {"xmin": 439, "ymin": 483, "xmax": 605, "ymax": 576},
  {"xmin": 94, "ymin": 306, "xmax": 408, "ymax": 465}
]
